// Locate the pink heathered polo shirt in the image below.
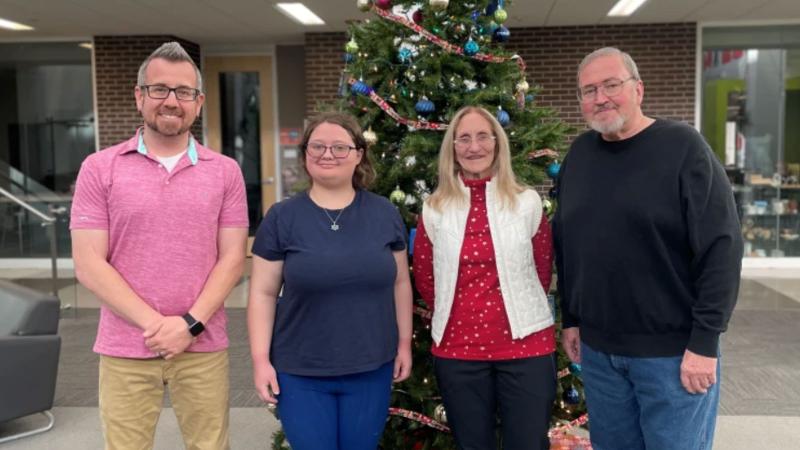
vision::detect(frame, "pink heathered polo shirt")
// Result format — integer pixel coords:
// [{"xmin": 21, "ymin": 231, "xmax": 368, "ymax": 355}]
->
[{"xmin": 70, "ymin": 129, "xmax": 249, "ymax": 358}]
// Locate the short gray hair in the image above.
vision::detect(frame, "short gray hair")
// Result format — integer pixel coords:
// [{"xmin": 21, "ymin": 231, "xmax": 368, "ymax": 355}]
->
[
  {"xmin": 137, "ymin": 41, "xmax": 203, "ymax": 91},
  {"xmin": 577, "ymin": 47, "xmax": 640, "ymax": 86}
]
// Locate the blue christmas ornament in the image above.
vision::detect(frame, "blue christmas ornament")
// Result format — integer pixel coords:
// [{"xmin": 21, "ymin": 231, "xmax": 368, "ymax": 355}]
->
[
  {"xmin": 568, "ymin": 362, "xmax": 582, "ymax": 376},
  {"xmin": 496, "ymin": 108, "xmax": 510, "ymax": 127},
  {"xmin": 351, "ymin": 80, "xmax": 372, "ymax": 96},
  {"xmin": 493, "ymin": 25, "xmax": 510, "ymax": 43},
  {"xmin": 470, "ymin": 10, "xmax": 481, "ymax": 22},
  {"xmin": 546, "ymin": 161, "xmax": 561, "ymax": 179},
  {"xmin": 526, "ymin": 93, "xmax": 535, "ymax": 103},
  {"xmin": 485, "ymin": 1, "xmax": 498, "ymax": 16},
  {"xmin": 415, "ymin": 97, "xmax": 435, "ymax": 115},
  {"xmin": 398, "ymin": 48, "xmax": 413, "ymax": 63},
  {"xmin": 343, "ymin": 53, "xmax": 355, "ymax": 63},
  {"xmin": 463, "ymin": 39, "xmax": 479, "ymax": 56},
  {"xmin": 563, "ymin": 386, "xmax": 581, "ymax": 405}
]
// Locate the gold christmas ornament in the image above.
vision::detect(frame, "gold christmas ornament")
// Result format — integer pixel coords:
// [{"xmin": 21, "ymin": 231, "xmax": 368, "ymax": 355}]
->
[
  {"xmin": 542, "ymin": 198, "xmax": 553, "ymax": 215},
  {"xmin": 357, "ymin": 0, "xmax": 371, "ymax": 12},
  {"xmin": 516, "ymin": 80, "xmax": 530, "ymax": 93},
  {"xmin": 389, "ymin": 186, "xmax": 407, "ymax": 205},
  {"xmin": 433, "ymin": 404, "xmax": 448, "ymax": 424},
  {"xmin": 494, "ymin": 8, "xmax": 508, "ymax": 24},
  {"xmin": 363, "ymin": 127, "xmax": 378, "ymax": 146},
  {"xmin": 429, "ymin": 0, "xmax": 449, "ymax": 12},
  {"xmin": 345, "ymin": 38, "xmax": 359, "ymax": 54}
]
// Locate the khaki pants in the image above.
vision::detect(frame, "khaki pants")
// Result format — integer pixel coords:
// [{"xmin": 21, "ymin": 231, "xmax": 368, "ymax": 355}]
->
[{"xmin": 99, "ymin": 350, "xmax": 230, "ymax": 450}]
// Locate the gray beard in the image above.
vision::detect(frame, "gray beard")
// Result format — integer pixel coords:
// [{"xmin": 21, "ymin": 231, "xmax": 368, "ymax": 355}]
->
[{"xmin": 589, "ymin": 114, "xmax": 625, "ymax": 135}]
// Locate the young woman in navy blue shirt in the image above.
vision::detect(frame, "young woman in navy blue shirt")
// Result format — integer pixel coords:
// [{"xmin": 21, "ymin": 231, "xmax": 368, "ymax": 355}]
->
[{"xmin": 247, "ymin": 112, "xmax": 413, "ymax": 450}]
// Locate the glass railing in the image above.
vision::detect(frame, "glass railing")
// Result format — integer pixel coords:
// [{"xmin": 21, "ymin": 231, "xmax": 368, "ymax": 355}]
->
[
  {"xmin": 0, "ymin": 161, "xmax": 72, "ymax": 258},
  {"xmin": 0, "ymin": 159, "xmax": 78, "ymax": 314}
]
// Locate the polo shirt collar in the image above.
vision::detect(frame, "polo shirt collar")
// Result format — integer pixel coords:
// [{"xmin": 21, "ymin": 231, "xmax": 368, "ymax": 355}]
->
[{"xmin": 134, "ymin": 127, "xmax": 199, "ymax": 165}]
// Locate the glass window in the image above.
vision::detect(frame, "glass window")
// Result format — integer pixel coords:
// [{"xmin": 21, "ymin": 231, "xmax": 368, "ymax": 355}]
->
[
  {"xmin": 0, "ymin": 42, "xmax": 95, "ymax": 257},
  {"xmin": 702, "ymin": 26, "xmax": 800, "ymax": 257}
]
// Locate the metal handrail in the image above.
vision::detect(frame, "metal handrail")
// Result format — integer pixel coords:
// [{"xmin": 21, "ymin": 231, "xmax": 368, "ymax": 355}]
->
[
  {"xmin": 0, "ymin": 186, "xmax": 56, "ymax": 223},
  {"xmin": 0, "ymin": 184, "xmax": 60, "ymax": 300}
]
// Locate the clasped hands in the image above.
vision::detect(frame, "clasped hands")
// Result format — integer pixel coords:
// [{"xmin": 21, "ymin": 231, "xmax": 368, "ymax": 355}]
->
[{"xmin": 143, "ymin": 315, "xmax": 194, "ymax": 360}]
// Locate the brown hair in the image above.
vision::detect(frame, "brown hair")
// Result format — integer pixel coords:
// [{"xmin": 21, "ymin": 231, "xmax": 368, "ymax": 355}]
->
[{"xmin": 299, "ymin": 112, "xmax": 376, "ymax": 190}]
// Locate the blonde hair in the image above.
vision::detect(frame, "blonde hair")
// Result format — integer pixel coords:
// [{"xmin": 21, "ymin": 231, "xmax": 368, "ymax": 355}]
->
[{"xmin": 426, "ymin": 106, "xmax": 525, "ymax": 212}]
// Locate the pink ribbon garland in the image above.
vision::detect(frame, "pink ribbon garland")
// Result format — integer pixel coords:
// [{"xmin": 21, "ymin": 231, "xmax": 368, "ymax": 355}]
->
[
  {"xmin": 372, "ymin": 6, "xmax": 527, "ymax": 73},
  {"xmin": 348, "ymin": 78, "xmax": 449, "ymax": 130},
  {"xmin": 388, "ymin": 407, "xmax": 451, "ymax": 432},
  {"xmin": 389, "ymin": 407, "xmax": 590, "ymax": 445},
  {"xmin": 413, "ymin": 306, "xmax": 433, "ymax": 320},
  {"xmin": 548, "ymin": 413, "xmax": 590, "ymax": 437}
]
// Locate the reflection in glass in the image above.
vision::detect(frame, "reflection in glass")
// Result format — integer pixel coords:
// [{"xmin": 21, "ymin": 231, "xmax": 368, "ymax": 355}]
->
[
  {"xmin": 702, "ymin": 38, "xmax": 800, "ymax": 257},
  {"xmin": 0, "ymin": 42, "xmax": 93, "ymax": 258},
  {"xmin": 219, "ymin": 72, "xmax": 262, "ymax": 235}
]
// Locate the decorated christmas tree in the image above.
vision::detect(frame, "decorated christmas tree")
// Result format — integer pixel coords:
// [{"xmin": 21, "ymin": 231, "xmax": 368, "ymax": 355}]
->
[{"xmin": 273, "ymin": 0, "xmax": 590, "ymax": 448}]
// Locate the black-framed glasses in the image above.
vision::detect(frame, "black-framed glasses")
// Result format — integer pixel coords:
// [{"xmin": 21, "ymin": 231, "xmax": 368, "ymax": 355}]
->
[
  {"xmin": 140, "ymin": 84, "xmax": 201, "ymax": 101},
  {"xmin": 306, "ymin": 143, "xmax": 359, "ymax": 158},
  {"xmin": 577, "ymin": 77, "xmax": 636, "ymax": 102},
  {"xmin": 454, "ymin": 133, "xmax": 496, "ymax": 149}
]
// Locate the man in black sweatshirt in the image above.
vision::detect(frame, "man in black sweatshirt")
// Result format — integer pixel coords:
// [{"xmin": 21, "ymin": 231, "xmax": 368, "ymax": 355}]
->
[{"xmin": 553, "ymin": 47, "xmax": 743, "ymax": 450}]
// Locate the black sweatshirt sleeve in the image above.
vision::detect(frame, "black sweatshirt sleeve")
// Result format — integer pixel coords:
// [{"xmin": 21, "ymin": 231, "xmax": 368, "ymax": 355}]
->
[
  {"xmin": 679, "ymin": 132, "xmax": 744, "ymax": 357},
  {"xmin": 553, "ymin": 153, "xmax": 580, "ymax": 329}
]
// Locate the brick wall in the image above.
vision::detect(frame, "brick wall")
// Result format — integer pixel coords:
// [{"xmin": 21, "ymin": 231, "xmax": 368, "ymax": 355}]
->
[
  {"xmin": 94, "ymin": 35, "xmax": 202, "ymax": 149},
  {"xmin": 305, "ymin": 32, "xmax": 350, "ymax": 118},
  {"xmin": 304, "ymin": 22, "xmax": 697, "ymax": 133},
  {"xmin": 507, "ymin": 23, "xmax": 697, "ymax": 136}
]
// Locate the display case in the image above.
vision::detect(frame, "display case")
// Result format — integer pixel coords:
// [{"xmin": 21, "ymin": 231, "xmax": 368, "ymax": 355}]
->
[{"xmin": 737, "ymin": 173, "xmax": 800, "ymax": 257}]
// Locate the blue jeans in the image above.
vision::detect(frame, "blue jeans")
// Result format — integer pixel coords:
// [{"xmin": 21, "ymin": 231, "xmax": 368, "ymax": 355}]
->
[
  {"xmin": 581, "ymin": 342, "xmax": 720, "ymax": 450},
  {"xmin": 276, "ymin": 362, "xmax": 393, "ymax": 450}
]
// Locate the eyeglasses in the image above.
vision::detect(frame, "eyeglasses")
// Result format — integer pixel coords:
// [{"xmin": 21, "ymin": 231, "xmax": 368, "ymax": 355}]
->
[
  {"xmin": 141, "ymin": 84, "xmax": 201, "ymax": 101},
  {"xmin": 306, "ymin": 143, "xmax": 359, "ymax": 158},
  {"xmin": 454, "ymin": 133, "xmax": 496, "ymax": 149},
  {"xmin": 577, "ymin": 77, "xmax": 636, "ymax": 102}
]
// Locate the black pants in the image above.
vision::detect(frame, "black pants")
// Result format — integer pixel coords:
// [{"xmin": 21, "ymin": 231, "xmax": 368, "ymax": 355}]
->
[{"xmin": 433, "ymin": 354, "xmax": 556, "ymax": 450}]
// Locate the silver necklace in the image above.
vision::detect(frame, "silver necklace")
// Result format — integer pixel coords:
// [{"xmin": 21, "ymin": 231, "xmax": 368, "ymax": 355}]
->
[{"xmin": 322, "ymin": 207, "xmax": 345, "ymax": 231}]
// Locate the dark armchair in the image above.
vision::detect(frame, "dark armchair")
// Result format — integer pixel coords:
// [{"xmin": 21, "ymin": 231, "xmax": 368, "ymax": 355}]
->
[{"xmin": 0, "ymin": 280, "xmax": 61, "ymax": 443}]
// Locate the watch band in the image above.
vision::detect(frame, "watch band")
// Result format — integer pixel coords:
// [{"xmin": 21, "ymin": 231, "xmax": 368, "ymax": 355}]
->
[{"xmin": 182, "ymin": 313, "xmax": 205, "ymax": 337}]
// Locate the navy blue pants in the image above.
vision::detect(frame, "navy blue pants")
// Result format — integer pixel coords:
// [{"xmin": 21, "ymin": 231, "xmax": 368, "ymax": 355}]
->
[
  {"xmin": 276, "ymin": 362, "xmax": 393, "ymax": 450},
  {"xmin": 434, "ymin": 355, "xmax": 556, "ymax": 450}
]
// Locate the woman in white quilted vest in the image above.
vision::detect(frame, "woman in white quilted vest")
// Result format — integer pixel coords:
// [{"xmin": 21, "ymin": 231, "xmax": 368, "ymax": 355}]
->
[{"xmin": 413, "ymin": 106, "xmax": 556, "ymax": 450}]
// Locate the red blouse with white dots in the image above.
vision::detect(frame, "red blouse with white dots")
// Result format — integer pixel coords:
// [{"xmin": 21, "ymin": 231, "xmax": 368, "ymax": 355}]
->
[{"xmin": 413, "ymin": 176, "xmax": 556, "ymax": 360}]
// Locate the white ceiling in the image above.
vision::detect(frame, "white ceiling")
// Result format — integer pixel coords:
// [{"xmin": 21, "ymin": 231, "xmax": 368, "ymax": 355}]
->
[{"xmin": 0, "ymin": 0, "xmax": 799, "ymax": 46}]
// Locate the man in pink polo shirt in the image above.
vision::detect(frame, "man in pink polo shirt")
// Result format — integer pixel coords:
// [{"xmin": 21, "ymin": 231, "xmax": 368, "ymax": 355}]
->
[{"xmin": 70, "ymin": 42, "xmax": 248, "ymax": 450}]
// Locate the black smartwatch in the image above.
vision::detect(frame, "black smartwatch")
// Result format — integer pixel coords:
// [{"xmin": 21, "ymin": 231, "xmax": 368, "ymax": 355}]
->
[{"xmin": 182, "ymin": 313, "xmax": 205, "ymax": 337}]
